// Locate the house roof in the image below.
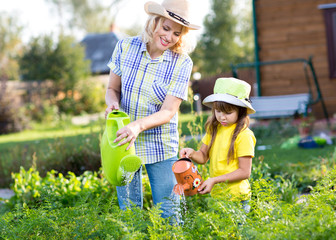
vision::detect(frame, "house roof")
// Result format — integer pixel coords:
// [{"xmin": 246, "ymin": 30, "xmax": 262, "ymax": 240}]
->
[{"xmin": 80, "ymin": 32, "xmax": 121, "ymax": 74}]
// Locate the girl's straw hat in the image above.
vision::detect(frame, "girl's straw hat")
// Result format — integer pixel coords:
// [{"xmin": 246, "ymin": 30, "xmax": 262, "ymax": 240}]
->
[
  {"xmin": 202, "ymin": 77, "xmax": 256, "ymax": 114},
  {"xmin": 144, "ymin": 0, "xmax": 201, "ymax": 30}
]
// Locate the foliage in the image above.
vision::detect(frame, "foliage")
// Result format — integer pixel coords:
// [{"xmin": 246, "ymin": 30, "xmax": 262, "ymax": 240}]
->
[
  {"xmin": 10, "ymin": 166, "xmax": 112, "ymax": 207},
  {"xmin": 0, "ymin": 13, "xmax": 23, "ymax": 80},
  {"xmin": 19, "ymin": 35, "xmax": 90, "ymax": 94},
  {"xmin": 19, "ymin": 35, "xmax": 55, "ymax": 81},
  {"xmin": 25, "ymin": 100, "xmax": 59, "ymax": 123},
  {"xmin": 191, "ymin": 0, "xmax": 253, "ymax": 76},
  {"xmin": 251, "ymin": 119, "xmax": 298, "ymax": 140},
  {"xmin": 2, "ymin": 161, "xmax": 336, "ymax": 239},
  {"xmin": 1, "ymin": 108, "xmax": 336, "ymax": 238},
  {"xmin": 0, "ymin": 126, "xmax": 103, "ymax": 187},
  {"xmin": 57, "ymin": 77, "xmax": 106, "ymax": 115},
  {"xmin": 0, "ymin": 79, "xmax": 30, "ymax": 134},
  {"xmin": 45, "ymin": 0, "xmax": 124, "ymax": 34},
  {"xmin": 18, "ymin": 35, "xmax": 94, "ymax": 116}
]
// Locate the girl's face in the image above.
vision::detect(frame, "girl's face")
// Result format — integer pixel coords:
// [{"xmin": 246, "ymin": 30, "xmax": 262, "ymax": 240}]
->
[
  {"xmin": 152, "ymin": 18, "xmax": 182, "ymax": 53},
  {"xmin": 215, "ymin": 108, "xmax": 239, "ymax": 127}
]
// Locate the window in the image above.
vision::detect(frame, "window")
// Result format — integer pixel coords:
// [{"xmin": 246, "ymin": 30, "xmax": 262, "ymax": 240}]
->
[{"xmin": 319, "ymin": 4, "xmax": 336, "ymax": 78}]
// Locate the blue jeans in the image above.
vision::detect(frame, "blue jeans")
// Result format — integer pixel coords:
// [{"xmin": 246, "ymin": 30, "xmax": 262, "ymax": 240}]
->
[
  {"xmin": 241, "ymin": 200, "xmax": 251, "ymax": 214},
  {"xmin": 116, "ymin": 156, "xmax": 180, "ymax": 220}
]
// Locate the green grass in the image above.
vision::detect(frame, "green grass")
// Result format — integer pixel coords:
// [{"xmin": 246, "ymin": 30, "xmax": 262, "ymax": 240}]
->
[
  {"xmin": 1, "ymin": 113, "xmax": 335, "ymax": 191},
  {"xmin": 0, "ymin": 121, "xmax": 104, "ymax": 145}
]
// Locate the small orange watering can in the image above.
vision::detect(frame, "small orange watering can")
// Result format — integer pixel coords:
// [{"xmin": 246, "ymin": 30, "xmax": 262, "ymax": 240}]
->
[{"xmin": 172, "ymin": 158, "xmax": 203, "ymax": 196}]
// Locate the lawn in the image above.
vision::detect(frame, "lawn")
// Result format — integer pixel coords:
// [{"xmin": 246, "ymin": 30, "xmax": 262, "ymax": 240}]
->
[
  {"xmin": 1, "ymin": 113, "xmax": 336, "ymax": 239},
  {"xmin": 0, "ymin": 112, "xmax": 335, "ymax": 191}
]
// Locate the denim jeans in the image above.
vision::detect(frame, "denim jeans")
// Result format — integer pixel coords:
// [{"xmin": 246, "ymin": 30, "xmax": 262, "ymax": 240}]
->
[
  {"xmin": 116, "ymin": 156, "xmax": 180, "ymax": 220},
  {"xmin": 241, "ymin": 200, "xmax": 251, "ymax": 214}
]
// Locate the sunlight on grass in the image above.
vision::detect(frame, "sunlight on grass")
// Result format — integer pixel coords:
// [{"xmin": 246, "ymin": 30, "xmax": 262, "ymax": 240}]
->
[{"xmin": 0, "ymin": 123, "xmax": 103, "ymax": 143}]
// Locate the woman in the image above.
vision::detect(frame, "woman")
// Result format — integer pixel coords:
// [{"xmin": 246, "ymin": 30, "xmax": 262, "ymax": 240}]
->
[{"xmin": 105, "ymin": 0, "xmax": 200, "ymax": 221}]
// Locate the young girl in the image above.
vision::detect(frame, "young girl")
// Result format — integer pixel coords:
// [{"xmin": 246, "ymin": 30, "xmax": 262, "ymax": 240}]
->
[{"xmin": 180, "ymin": 77, "xmax": 256, "ymax": 211}]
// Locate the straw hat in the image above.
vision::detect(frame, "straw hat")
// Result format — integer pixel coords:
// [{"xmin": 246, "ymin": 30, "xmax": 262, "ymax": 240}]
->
[
  {"xmin": 202, "ymin": 77, "xmax": 256, "ymax": 114},
  {"xmin": 144, "ymin": 0, "xmax": 200, "ymax": 30}
]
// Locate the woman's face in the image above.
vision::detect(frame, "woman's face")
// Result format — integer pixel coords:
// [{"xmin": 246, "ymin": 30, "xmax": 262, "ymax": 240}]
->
[
  {"xmin": 152, "ymin": 18, "xmax": 182, "ymax": 52},
  {"xmin": 214, "ymin": 108, "xmax": 239, "ymax": 127}
]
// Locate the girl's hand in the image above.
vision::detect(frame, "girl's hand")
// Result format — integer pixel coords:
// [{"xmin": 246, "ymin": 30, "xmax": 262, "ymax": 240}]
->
[
  {"xmin": 105, "ymin": 103, "xmax": 119, "ymax": 119},
  {"xmin": 114, "ymin": 122, "xmax": 141, "ymax": 150},
  {"xmin": 179, "ymin": 148, "xmax": 195, "ymax": 158},
  {"xmin": 198, "ymin": 178, "xmax": 216, "ymax": 194}
]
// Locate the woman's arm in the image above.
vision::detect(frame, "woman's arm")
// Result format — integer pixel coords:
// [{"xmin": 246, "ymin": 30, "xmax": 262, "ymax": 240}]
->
[
  {"xmin": 105, "ymin": 71, "xmax": 121, "ymax": 118},
  {"xmin": 198, "ymin": 156, "xmax": 252, "ymax": 194},
  {"xmin": 115, "ymin": 94, "xmax": 183, "ymax": 150},
  {"xmin": 179, "ymin": 143, "xmax": 209, "ymax": 164}
]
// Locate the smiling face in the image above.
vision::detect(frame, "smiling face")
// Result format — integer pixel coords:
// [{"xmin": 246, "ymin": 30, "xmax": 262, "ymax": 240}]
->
[{"xmin": 148, "ymin": 18, "xmax": 182, "ymax": 58}]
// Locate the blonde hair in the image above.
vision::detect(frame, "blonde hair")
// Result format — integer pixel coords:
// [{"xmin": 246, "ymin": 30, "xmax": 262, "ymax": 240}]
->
[
  {"xmin": 205, "ymin": 101, "xmax": 250, "ymax": 164},
  {"xmin": 141, "ymin": 14, "xmax": 196, "ymax": 54}
]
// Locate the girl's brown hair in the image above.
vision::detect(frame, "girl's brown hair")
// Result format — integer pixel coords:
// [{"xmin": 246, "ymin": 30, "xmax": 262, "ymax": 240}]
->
[
  {"xmin": 141, "ymin": 15, "xmax": 195, "ymax": 54},
  {"xmin": 205, "ymin": 101, "xmax": 249, "ymax": 164}
]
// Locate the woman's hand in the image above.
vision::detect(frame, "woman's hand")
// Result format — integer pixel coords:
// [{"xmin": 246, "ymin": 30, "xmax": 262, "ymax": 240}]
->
[
  {"xmin": 105, "ymin": 71, "xmax": 121, "ymax": 119},
  {"xmin": 197, "ymin": 178, "xmax": 216, "ymax": 194},
  {"xmin": 114, "ymin": 122, "xmax": 141, "ymax": 150},
  {"xmin": 179, "ymin": 148, "xmax": 195, "ymax": 159},
  {"xmin": 105, "ymin": 103, "xmax": 119, "ymax": 119}
]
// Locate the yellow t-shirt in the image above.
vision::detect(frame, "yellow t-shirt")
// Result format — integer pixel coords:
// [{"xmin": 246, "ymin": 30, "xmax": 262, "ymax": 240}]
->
[{"xmin": 202, "ymin": 123, "xmax": 256, "ymax": 200}]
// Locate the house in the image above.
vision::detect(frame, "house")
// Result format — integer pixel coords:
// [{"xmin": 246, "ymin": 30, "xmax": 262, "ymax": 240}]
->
[
  {"xmin": 194, "ymin": 1, "xmax": 336, "ymax": 120},
  {"xmin": 248, "ymin": 0, "xmax": 336, "ymax": 119},
  {"xmin": 80, "ymin": 32, "xmax": 121, "ymax": 74}
]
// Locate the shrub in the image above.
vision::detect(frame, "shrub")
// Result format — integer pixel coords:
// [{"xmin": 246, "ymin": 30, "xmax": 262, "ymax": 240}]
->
[{"xmin": 0, "ymin": 79, "xmax": 29, "ymax": 134}]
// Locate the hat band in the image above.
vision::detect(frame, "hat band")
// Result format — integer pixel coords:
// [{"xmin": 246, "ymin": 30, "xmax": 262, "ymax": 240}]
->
[
  {"xmin": 226, "ymin": 93, "xmax": 252, "ymax": 103},
  {"xmin": 166, "ymin": 10, "xmax": 190, "ymax": 26}
]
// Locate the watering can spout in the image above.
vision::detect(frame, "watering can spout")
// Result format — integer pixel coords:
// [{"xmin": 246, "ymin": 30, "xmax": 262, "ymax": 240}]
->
[
  {"xmin": 101, "ymin": 110, "xmax": 142, "ymax": 186},
  {"xmin": 173, "ymin": 183, "xmax": 191, "ymax": 195}
]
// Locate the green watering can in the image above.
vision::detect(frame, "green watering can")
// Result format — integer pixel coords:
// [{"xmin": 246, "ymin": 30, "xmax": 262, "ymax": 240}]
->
[{"xmin": 100, "ymin": 110, "xmax": 142, "ymax": 186}]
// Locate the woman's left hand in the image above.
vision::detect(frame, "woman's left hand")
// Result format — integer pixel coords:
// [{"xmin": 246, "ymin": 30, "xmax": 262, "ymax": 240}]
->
[{"xmin": 114, "ymin": 122, "xmax": 141, "ymax": 150}]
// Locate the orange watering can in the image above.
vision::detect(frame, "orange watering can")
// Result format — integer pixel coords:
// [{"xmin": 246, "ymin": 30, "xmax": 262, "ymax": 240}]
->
[{"xmin": 172, "ymin": 158, "xmax": 203, "ymax": 196}]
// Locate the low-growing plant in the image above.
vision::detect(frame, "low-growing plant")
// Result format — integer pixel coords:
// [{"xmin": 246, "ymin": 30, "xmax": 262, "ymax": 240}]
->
[
  {"xmin": 9, "ymin": 166, "xmax": 112, "ymax": 208},
  {"xmin": 2, "ymin": 165, "xmax": 336, "ymax": 239}
]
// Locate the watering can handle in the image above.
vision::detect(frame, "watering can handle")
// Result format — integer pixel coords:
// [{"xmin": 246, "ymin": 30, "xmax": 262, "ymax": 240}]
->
[
  {"xmin": 178, "ymin": 157, "xmax": 192, "ymax": 162},
  {"xmin": 107, "ymin": 110, "xmax": 130, "ymax": 130}
]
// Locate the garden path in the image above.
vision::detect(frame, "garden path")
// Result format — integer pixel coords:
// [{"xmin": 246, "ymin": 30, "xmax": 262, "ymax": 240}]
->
[{"xmin": 0, "ymin": 189, "xmax": 14, "ymax": 202}]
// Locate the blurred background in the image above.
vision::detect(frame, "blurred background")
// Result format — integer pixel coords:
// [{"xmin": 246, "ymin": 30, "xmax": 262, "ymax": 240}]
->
[{"xmin": 0, "ymin": 0, "xmax": 253, "ymax": 134}]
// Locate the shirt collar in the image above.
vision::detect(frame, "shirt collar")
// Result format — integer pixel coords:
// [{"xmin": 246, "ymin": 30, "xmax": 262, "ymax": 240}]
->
[{"xmin": 140, "ymin": 40, "xmax": 173, "ymax": 62}]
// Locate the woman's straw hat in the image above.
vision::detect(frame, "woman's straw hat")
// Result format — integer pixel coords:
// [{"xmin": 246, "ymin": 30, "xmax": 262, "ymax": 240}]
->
[
  {"xmin": 144, "ymin": 0, "xmax": 200, "ymax": 30},
  {"xmin": 202, "ymin": 77, "xmax": 256, "ymax": 114}
]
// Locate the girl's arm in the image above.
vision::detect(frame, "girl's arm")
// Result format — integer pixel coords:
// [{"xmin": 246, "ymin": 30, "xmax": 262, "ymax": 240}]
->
[
  {"xmin": 115, "ymin": 94, "xmax": 183, "ymax": 150},
  {"xmin": 198, "ymin": 156, "xmax": 252, "ymax": 194},
  {"xmin": 179, "ymin": 143, "xmax": 209, "ymax": 164}
]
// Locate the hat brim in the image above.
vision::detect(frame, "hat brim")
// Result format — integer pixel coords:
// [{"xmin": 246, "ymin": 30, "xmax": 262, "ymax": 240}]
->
[
  {"xmin": 144, "ymin": 1, "xmax": 201, "ymax": 30},
  {"xmin": 202, "ymin": 93, "xmax": 256, "ymax": 114}
]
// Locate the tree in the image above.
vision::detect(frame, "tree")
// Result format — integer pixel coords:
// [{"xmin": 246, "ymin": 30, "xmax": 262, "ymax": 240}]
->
[
  {"xmin": 19, "ymin": 35, "xmax": 55, "ymax": 81},
  {"xmin": 191, "ymin": 0, "xmax": 253, "ymax": 76},
  {"xmin": 0, "ymin": 13, "xmax": 23, "ymax": 80},
  {"xmin": 19, "ymin": 35, "xmax": 90, "ymax": 95},
  {"xmin": 45, "ymin": 0, "xmax": 125, "ymax": 34}
]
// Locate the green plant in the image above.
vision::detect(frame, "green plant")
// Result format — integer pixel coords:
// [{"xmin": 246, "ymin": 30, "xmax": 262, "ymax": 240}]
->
[
  {"xmin": 0, "ymin": 79, "xmax": 30, "ymax": 134},
  {"xmin": 2, "ymin": 165, "xmax": 336, "ymax": 239},
  {"xmin": 10, "ymin": 166, "xmax": 112, "ymax": 208}
]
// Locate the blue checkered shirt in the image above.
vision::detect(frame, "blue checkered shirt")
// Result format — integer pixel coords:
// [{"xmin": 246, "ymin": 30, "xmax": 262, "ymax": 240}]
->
[{"xmin": 107, "ymin": 36, "xmax": 193, "ymax": 164}]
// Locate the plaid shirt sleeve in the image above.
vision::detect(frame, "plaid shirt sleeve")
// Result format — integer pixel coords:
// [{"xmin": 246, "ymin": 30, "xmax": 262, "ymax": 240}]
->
[
  {"xmin": 166, "ymin": 55, "xmax": 193, "ymax": 101},
  {"xmin": 107, "ymin": 39, "xmax": 123, "ymax": 76}
]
